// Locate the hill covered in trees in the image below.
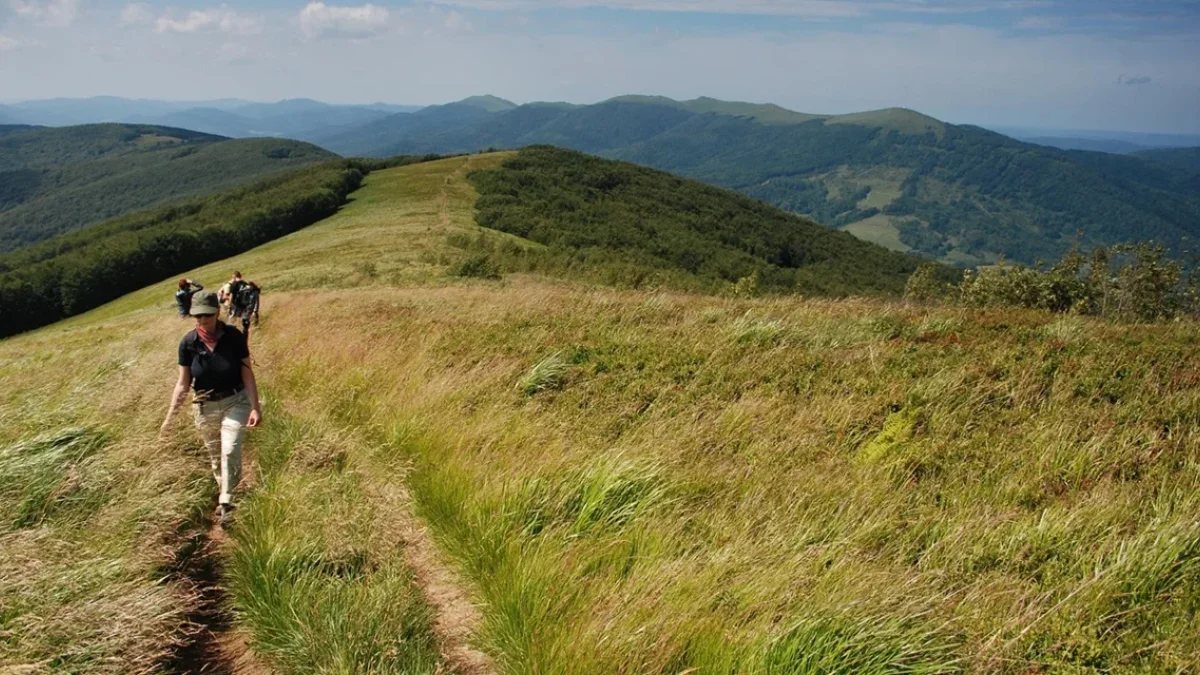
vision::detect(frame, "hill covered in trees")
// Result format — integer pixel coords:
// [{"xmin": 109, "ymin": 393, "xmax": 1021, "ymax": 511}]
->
[
  {"xmin": 321, "ymin": 96, "xmax": 1200, "ymax": 266},
  {"xmin": 467, "ymin": 146, "xmax": 956, "ymax": 296},
  {"xmin": 1133, "ymin": 147, "xmax": 1200, "ymax": 172},
  {"xmin": 0, "ymin": 123, "xmax": 336, "ymax": 252}
]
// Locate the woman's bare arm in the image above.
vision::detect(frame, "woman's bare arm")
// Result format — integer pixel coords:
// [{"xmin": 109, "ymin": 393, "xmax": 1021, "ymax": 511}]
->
[
  {"xmin": 242, "ymin": 359, "xmax": 262, "ymax": 427},
  {"xmin": 160, "ymin": 366, "xmax": 192, "ymax": 436}
]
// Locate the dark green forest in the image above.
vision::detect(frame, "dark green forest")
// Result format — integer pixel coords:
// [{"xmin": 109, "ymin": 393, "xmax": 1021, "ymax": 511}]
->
[
  {"xmin": 322, "ymin": 97, "xmax": 1200, "ymax": 266},
  {"xmin": 0, "ymin": 123, "xmax": 336, "ymax": 252},
  {"xmin": 1132, "ymin": 147, "xmax": 1200, "ymax": 172},
  {"xmin": 466, "ymin": 146, "xmax": 957, "ymax": 296},
  {"xmin": 0, "ymin": 155, "xmax": 438, "ymax": 338}
]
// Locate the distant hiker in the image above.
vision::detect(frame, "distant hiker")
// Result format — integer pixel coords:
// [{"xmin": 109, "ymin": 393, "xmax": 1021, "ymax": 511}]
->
[
  {"xmin": 219, "ymin": 271, "xmax": 247, "ymax": 318},
  {"xmin": 236, "ymin": 281, "xmax": 261, "ymax": 340},
  {"xmin": 159, "ymin": 290, "xmax": 262, "ymax": 526},
  {"xmin": 174, "ymin": 278, "xmax": 203, "ymax": 317}
]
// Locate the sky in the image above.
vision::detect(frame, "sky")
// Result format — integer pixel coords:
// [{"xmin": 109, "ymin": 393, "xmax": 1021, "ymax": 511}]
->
[{"xmin": 0, "ymin": 0, "xmax": 1198, "ymax": 133}]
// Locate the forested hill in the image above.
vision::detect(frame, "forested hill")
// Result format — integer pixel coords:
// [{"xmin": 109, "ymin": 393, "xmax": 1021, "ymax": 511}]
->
[
  {"xmin": 467, "ymin": 146, "xmax": 955, "ymax": 296},
  {"xmin": 321, "ymin": 96, "xmax": 1200, "ymax": 266},
  {"xmin": 1132, "ymin": 147, "xmax": 1200, "ymax": 172},
  {"xmin": 0, "ymin": 123, "xmax": 336, "ymax": 252}
]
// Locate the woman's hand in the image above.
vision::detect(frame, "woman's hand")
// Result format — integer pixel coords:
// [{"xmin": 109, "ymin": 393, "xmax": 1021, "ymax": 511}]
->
[
  {"xmin": 158, "ymin": 411, "xmax": 174, "ymax": 439},
  {"xmin": 248, "ymin": 408, "xmax": 262, "ymax": 428}
]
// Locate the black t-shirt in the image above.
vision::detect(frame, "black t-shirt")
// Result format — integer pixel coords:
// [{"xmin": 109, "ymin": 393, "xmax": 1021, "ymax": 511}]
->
[{"xmin": 178, "ymin": 323, "xmax": 250, "ymax": 395}]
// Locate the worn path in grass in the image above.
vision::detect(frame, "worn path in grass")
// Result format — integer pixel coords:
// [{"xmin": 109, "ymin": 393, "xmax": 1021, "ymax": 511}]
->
[
  {"xmin": 0, "ymin": 154, "xmax": 509, "ymax": 673},
  {"xmin": 169, "ymin": 459, "xmax": 274, "ymax": 675}
]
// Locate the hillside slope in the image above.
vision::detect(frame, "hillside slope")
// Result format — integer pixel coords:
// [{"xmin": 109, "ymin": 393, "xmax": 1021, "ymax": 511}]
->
[
  {"xmin": 3, "ymin": 154, "xmax": 1199, "ymax": 674},
  {"xmin": 0, "ymin": 124, "xmax": 337, "ymax": 252},
  {"xmin": 467, "ymin": 146, "xmax": 954, "ymax": 295},
  {"xmin": 319, "ymin": 96, "xmax": 1200, "ymax": 265},
  {"xmin": 1133, "ymin": 147, "xmax": 1200, "ymax": 172}
]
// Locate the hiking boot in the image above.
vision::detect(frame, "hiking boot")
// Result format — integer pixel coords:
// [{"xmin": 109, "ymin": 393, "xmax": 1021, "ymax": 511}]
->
[{"xmin": 217, "ymin": 503, "xmax": 236, "ymax": 528}]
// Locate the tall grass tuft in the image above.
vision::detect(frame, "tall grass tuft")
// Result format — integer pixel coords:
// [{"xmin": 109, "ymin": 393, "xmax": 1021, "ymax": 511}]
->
[
  {"xmin": 760, "ymin": 612, "xmax": 962, "ymax": 675},
  {"xmin": 518, "ymin": 352, "xmax": 571, "ymax": 396}
]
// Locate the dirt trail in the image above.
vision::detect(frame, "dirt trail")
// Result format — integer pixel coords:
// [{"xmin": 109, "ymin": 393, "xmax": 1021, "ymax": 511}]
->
[
  {"xmin": 438, "ymin": 155, "xmax": 474, "ymax": 230},
  {"xmin": 167, "ymin": 464, "xmax": 274, "ymax": 675},
  {"xmin": 368, "ymin": 477, "xmax": 497, "ymax": 675}
]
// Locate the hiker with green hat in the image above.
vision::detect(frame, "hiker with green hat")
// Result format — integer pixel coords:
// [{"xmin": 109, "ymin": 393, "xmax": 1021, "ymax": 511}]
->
[{"xmin": 159, "ymin": 289, "xmax": 262, "ymax": 526}]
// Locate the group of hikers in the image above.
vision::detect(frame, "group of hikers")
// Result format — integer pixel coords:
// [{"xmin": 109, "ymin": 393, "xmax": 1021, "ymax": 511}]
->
[
  {"xmin": 163, "ymin": 270, "xmax": 264, "ymax": 526},
  {"xmin": 175, "ymin": 271, "xmax": 262, "ymax": 339}
]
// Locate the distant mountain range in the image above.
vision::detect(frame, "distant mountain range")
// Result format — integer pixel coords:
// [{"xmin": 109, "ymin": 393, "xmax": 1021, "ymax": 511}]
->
[
  {"xmin": 0, "ymin": 123, "xmax": 335, "ymax": 252},
  {"xmin": 0, "ymin": 96, "xmax": 423, "ymax": 141},
  {"xmin": 6, "ymin": 94, "xmax": 1200, "ymax": 266},
  {"xmin": 311, "ymin": 95, "xmax": 1200, "ymax": 266},
  {"xmin": 989, "ymin": 125, "xmax": 1200, "ymax": 154}
]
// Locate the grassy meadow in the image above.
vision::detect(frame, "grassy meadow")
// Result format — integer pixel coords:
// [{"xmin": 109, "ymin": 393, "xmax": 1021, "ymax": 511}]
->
[{"xmin": 3, "ymin": 154, "xmax": 1200, "ymax": 673}]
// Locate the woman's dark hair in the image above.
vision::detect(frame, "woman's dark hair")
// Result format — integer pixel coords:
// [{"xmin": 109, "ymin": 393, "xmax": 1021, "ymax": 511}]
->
[{"xmin": 178, "ymin": 278, "xmax": 189, "ymax": 290}]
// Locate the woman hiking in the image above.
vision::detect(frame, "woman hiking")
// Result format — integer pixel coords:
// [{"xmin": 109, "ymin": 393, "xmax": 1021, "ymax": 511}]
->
[
  {"xmin": 174, "ymin": 278, "xmax": 203, "ymax": 317},
  {"xmin": 159, "ymin": 290, "xmax": 262, "ymax": 526}
]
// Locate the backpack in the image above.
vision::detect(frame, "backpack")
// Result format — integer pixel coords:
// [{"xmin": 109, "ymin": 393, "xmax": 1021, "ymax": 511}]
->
[
  {"xmin": 228, "ymin": 280, "xmax": 247, "ymax": 312},
  {"xmin": 237, "ymin": 285, "xmax": 258, "ymax": 313}
]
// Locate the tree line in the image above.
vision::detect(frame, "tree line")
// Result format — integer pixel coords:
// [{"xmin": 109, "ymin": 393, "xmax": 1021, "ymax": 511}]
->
[{"xmin": 0, "ymin": 155, "xmax": 442, "ymax": 338}]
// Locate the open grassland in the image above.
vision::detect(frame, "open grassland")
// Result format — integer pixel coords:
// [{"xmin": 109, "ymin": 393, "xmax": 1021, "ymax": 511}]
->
[
  {"xmin": 3, "ymin": 154, "xmax": 1200, "ymax": 673},
  {"xmin": 0, "ymin": 310, "xmax": 214, "ymax": 673}
]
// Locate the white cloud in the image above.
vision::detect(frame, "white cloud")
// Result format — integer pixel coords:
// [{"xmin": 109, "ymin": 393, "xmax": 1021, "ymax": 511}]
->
[
  {"xmin": 0, "ymin": 34, "xmax": 20, "ymax": 50},
  {"xmin": 415, "ymin": 0, "xmax": 1041, "ymax": 17},
  {"xmin": 119, "ymin": 2, "xmax": 153, "ymax": 26},
  {"xmin": 9, "ymin": 0, "xmax": 83, "ymax": 27},
  {"xmin": 444, "ymin": 10, "xmax": 473, "ymax": 31},
  {"xmin": 299, "ymin": 2, "xmax": 390, "ymax": 39},
  {"xmin": 155, "ymin": 5, "xmax": 262, "ymax": 35}
]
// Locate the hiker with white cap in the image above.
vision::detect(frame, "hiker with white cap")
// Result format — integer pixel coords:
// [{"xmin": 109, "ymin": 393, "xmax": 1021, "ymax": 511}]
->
[{"xmin": 159, "ymin": 289, "xmax": 262, "ymax": 526}]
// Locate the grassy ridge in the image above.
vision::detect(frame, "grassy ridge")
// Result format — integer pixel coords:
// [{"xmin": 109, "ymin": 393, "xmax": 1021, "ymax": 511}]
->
[
  {"xmin": 4, "ymin": 154, "xmax": 1200, "ymax": 673},
  {"xmin": 0, "ymin": 124, "xmax": 337, "ymax": 252}
]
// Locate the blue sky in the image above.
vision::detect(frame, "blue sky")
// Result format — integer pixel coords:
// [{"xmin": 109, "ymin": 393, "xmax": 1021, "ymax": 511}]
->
[{"xmin": 1, "ymin": 0, "xmax": 1198, "ymax": 132}]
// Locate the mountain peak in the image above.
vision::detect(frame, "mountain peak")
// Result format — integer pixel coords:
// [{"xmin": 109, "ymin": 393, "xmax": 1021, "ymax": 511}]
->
[
  {"xmin": 825, "ymin": 107, "xmax": 946, "ymax": 136},
  {"xmin": 454, "ymin": 95, "xmax": 517, "ymax": 112}
]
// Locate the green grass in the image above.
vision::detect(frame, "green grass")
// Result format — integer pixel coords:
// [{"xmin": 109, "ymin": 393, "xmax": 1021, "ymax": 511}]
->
[
  {"xmin": 0, "ymin": 312, "xmax": 215, "ymax": 673},
  {"xmin": 226, "ymin": 409, "xmax": 442, "ymax": 674},
  {"xmin": 4, "ymin": 152, "xmax": 1200, "ymax": 674}
]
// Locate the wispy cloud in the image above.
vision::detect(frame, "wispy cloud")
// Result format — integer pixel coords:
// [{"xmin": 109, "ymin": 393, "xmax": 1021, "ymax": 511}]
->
[
  {"xmin": 119, "ymin": 3, "xmax": 153, "ymax": 26},
  {"xmin": 298, "ymin": 2, "xmax": 391, "ymax": 39},
  {"xmin": 416, "ymin": 0, "xmax": 1043, "ymax": 17},
  {"xmin": 1120, "ymin": 74, "xmax": 1152, "ymax": 85},
  {"xmin": 444, "ymin": 9, "xmax": 474, "ymax": 31},
  {"xmin": 0, "ymin": 34, "xmax": 20, "ymax": 50},
  {"xmin": 9, "ymin": 0, "xmax": 82, "ymax": 27},
  {"xmin": 155, "ymin": 5, "xmax": 262, "ymax": 35}
]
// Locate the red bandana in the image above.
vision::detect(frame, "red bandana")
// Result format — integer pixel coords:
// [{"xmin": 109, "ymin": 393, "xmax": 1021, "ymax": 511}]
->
[{"xmin": 196, "ymin": 323, "xmax": 221, "ymax": 345}]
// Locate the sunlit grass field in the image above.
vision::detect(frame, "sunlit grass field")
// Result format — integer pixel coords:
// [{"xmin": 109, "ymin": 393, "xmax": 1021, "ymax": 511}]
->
[{"xmin": 3, "ymin": 154, "xmax": 1200, "ymax": 673}]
